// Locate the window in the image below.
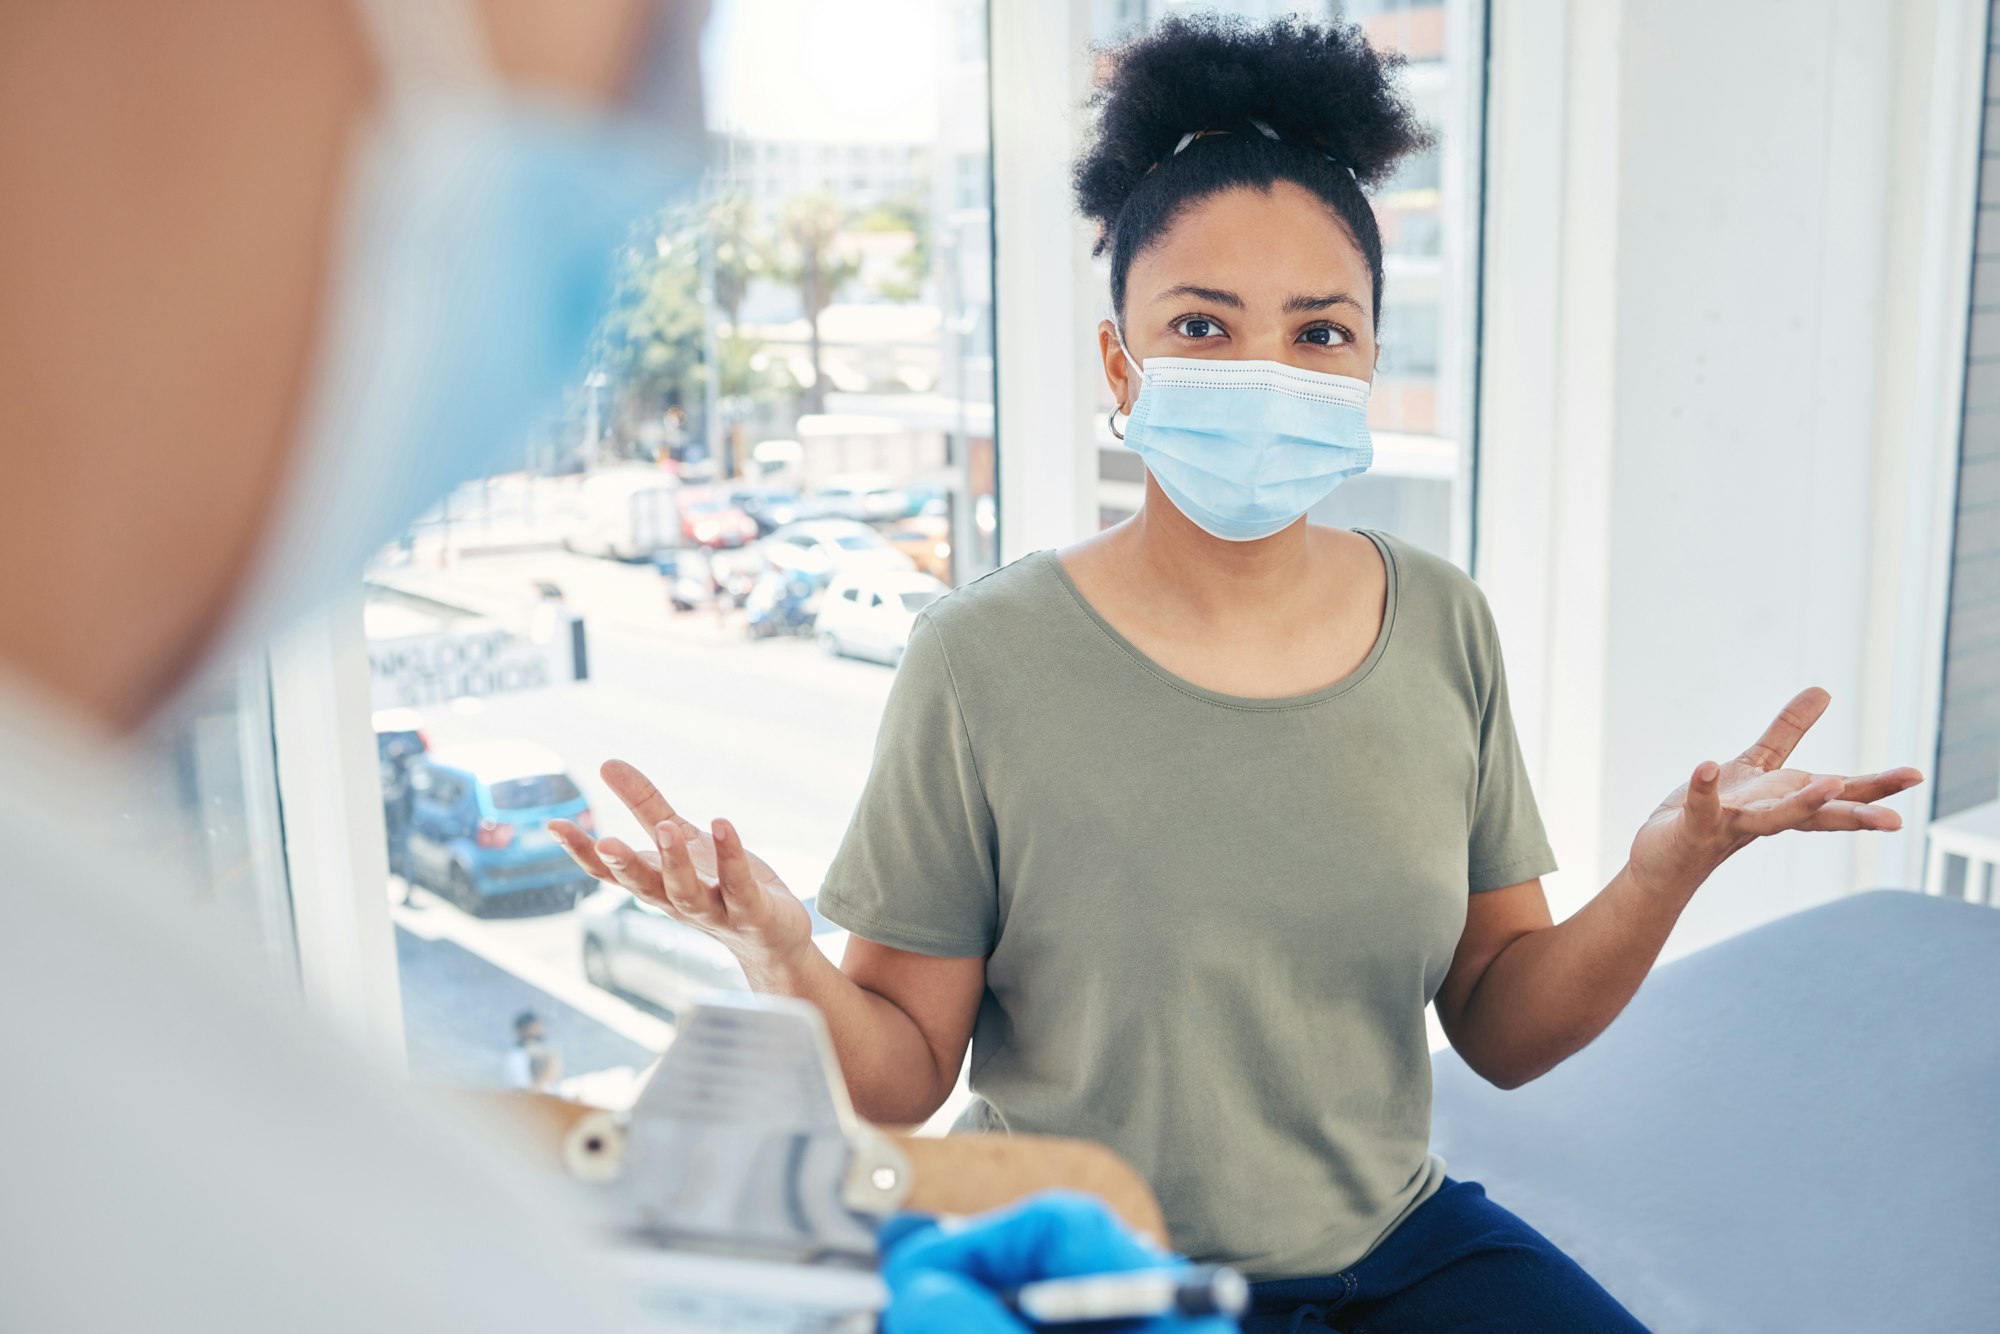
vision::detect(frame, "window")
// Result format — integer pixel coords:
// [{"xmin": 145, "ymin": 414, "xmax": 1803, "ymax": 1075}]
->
[
  {"xmin": 1928, "ymin": 30, "xmax": 2000, "ymax": 899},
  {"xmin": 358, "ymin": 0, "xmax": 996, "ymax": 1100},
  {"xmin": 490, "ymin": 774, "xmax": 585, "ymax": 811},
  {"xmin": 1087, "ymin": 0, "xmax": 1486, "ymax": 567},
  {"xmin": 141, "ymin": 658, "xmax": 298, "ymax": 989}
]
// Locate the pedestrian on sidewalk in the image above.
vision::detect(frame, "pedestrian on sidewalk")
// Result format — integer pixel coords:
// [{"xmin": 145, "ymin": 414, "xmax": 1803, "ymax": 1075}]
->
[{"xmin": 502, "ymin": 1011, "xmax": 562, "ymax": 1094}]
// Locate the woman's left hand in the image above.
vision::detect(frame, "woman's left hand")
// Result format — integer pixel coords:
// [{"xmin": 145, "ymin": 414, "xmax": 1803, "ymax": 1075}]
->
[{"xmin": 1627, "ymin": 687, "xmax": 1923, "ymax": 899}]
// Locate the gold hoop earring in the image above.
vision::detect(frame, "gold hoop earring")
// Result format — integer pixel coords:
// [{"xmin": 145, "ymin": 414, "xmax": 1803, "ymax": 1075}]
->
[{"xmin": 1108, "ymin": 407, "xmax": 1125, "ymax": 441}]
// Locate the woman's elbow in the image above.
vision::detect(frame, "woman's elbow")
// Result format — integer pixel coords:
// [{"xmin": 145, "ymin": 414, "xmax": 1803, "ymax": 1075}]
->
[{"xmin": 1461, "ymin": 1047, "xmax": 1557, "ymax": 1092}]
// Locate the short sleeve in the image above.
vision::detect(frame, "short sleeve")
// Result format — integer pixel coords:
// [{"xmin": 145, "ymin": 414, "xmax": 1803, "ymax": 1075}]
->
[
  {"xmin": 1466, "ymin": 602, "xmax": 1558, "ymax": 893},
  {"xmin": 817, "ymin": 612, "xmax": 999, "ymax": 956}
]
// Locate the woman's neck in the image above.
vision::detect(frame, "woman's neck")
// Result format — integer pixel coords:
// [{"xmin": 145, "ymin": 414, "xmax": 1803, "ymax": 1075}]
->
[{"xmin": 1102, "ymin": 477, "xmax": 1326, "ymax": 625}]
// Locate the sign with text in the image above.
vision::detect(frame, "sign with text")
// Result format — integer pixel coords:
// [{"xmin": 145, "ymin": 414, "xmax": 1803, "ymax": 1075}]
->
[{"xmin": 368, "ymin": 613, "xmax": 586, "ymax": 710}]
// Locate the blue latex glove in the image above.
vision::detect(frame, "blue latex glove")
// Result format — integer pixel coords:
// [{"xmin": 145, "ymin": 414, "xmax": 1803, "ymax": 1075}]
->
[{"xmin": 879, "ymin": 1191, "xmax": 1242, "ymax": 1334}]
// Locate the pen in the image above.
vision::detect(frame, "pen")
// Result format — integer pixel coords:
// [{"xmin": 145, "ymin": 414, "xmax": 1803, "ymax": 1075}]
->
[{"xmin": 1004, "ymin": 1264, "xmax": 1249, "ymax": 1324}]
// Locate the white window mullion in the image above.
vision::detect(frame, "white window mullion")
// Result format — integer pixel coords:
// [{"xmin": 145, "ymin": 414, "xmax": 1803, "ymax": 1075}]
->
[
  {"xmin": 990, "ymin": 0, "xmax": 1100, "ymax": 562},
  {"xmin": 269, "ymin": 592, "xmax": 407, "ymax": 1070}
]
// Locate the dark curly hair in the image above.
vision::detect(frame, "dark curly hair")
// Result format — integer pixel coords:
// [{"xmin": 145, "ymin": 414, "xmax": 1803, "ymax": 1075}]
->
[{"xmin": 1074, "ymin": 12, "xmax": 1432, "ymax": 331}]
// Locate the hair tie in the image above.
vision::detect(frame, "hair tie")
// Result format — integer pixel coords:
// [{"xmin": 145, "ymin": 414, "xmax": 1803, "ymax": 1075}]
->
[{"xmin": 1147, "ymin": 119, "xmax": 1356, "ymax": 178}]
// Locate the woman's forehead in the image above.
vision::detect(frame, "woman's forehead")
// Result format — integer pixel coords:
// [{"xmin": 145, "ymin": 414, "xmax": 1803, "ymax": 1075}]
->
[{"xmin": 1129, "ymin": 182, "xmax": 1370, "ymax": 307}]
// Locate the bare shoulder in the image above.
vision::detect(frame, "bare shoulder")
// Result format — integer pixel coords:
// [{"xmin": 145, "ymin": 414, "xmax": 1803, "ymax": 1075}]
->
[
  {"xmin": 1052, "ymin": 525, "xmax": 1125, "ymax": 595},
  {"xmin": 1310, "ymin": 524, "xmax": 1388, "ymax": 585}
]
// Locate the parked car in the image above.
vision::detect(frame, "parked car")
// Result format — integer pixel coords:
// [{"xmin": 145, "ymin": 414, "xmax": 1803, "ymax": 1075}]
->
[
  {"xmin": 676, "ymin": 489, "xmax": 759, "ymax": 549},
  {"xmin": 580, "ymin": 890, "xmax": 848, "ymax": 1016},
  {"xmin": 815, "ymin": 568, "xmax": 950, "ymax": 665},
  {"xmin": 813, "ymin": 472, "xmax": 910, "ymax": 523},
  {"xmin": 404, "ymin": 741, "xmax": 595, "ymax": 916},
  {"xmin": 883, "ymin": 515, "xmax": 953, "ymax": 583},
  {"xmin": 567, "ymin": 467, "xmax": 681, "ymax": 560},
  {"xmin": 763, "ymin": 519, "xmax": 916, "ymax": 582},
  {"xmin": 722, "ymin": 486, "xmax": 807, "ymax": 535}
]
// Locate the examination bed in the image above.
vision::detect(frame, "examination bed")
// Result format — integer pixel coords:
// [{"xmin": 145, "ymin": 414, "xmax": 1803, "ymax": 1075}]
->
[{"xmin": 1430, "ymin": 889, "xmax": 2000, "ymax": 1332}]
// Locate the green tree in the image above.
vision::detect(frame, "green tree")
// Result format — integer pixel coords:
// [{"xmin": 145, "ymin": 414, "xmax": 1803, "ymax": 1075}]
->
[
  {"xmin": 595, "ymin": 202, "xmax": 787, "ymax": 460},
  {"xmin": 854, "ymin": 193, "xmax": 931, "ymax": 304},
  {"xmin": 706, "ymin": 192, "xmax": 766, "ymax": 331},
  {"xmin": 773, "ymin": 192, "xmax": 861, "ymax": 414},
  {"xmin": 597, "ymin": 218, "xmax": 705, "ymax": 449}
]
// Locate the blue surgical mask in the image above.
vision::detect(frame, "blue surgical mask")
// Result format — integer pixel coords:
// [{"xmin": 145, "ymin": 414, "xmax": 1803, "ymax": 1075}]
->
[
  {"xmin": 200, "ymin": 0, "xmax": 703, "ymax": 675},
  {"xmin": 1116, "ymin": 332, "xmax": 1374, "ymax": 543}
]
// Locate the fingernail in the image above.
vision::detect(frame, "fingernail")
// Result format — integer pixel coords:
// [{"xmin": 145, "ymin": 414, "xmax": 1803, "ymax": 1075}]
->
[
  {"xmin": 600, "ymin": 846, "xmax": 625, "ymax": 867},
  {"xmin": 714, "ymin": 817, "xmax": 734, "ymax": 845},
  {"xmin": 656, "ymin": 823, "xmax": 679, "ymax": 854}
]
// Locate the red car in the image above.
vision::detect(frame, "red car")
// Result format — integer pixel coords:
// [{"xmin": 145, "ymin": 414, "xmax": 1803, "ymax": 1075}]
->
[{"xmin": 676, "ymin": 489, "xmax": 759, "ymax": 549}]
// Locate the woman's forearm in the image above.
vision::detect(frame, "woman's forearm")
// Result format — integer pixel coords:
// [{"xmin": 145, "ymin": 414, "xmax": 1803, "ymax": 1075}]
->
[
  {"xmin": 742, "ymin": 944, "xmax": 958, "ymax": 1126},
  {"xmin": 1448, "ymin": 866, "xmax": 1698, "ymax": 1088}
]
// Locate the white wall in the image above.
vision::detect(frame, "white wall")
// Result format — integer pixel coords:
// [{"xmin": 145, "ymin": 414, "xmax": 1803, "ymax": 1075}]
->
[{"xmin": 1480, "ymin": 0, "xmax": 1983, "ymax": 956}]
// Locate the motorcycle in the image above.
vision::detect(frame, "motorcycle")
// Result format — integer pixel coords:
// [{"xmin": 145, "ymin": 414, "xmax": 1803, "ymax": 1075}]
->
[{"xmin": 744, "ymin": 569, "xmax": 821, "ymax": 639}]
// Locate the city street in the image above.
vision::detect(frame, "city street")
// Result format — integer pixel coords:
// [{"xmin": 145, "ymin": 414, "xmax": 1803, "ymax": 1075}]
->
[{"xmin": 376, "ymin": 541, "xmax": 902, "ymax": 1098}]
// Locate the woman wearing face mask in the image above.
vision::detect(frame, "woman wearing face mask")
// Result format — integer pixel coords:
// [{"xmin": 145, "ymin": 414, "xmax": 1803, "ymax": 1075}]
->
[{"xmin": 555, "ymin": 15, "xmax": 1921, "ymax": 1330}]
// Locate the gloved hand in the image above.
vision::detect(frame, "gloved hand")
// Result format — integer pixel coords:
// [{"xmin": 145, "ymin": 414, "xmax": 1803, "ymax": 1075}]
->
[{"xmin": 879, "ymin": 1191, "xmax": 1242, "ymax": 1333}]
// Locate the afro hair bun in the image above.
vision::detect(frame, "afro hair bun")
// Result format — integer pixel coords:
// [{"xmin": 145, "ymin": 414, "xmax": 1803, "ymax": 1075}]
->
[{"xmin": 1074, "ymin": 12, "xmax": 1432, "ymax": 240}]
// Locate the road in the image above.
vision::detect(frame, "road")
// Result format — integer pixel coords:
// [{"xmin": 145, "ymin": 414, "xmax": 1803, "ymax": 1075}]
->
[{"xmin": 376, "ymin": 543, "xmax": 902, "ymax": 1098}]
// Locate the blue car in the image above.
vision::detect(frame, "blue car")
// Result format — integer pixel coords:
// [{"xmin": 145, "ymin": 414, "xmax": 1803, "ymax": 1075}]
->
[{"xmin": 404, "ymin": 741, "xmax": 594, "ymax": 916}]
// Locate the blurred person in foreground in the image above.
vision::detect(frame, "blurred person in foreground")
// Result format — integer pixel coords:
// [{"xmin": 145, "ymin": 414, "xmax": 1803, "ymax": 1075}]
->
[{"xmin": 0, "ymin": 2, "xmax": 1220, "ymax": 1330}]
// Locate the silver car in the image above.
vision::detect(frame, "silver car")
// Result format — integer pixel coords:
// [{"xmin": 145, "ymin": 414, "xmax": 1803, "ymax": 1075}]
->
[{"xmin": 579, "ymin": 890, "xmax": 848, "ymax": 1016}]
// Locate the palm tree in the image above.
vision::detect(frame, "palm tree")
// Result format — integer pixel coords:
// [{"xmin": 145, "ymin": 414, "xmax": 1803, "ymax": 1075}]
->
[
  {"xmin": 706, "ymin": 192, "xmax": 763, "ymax": 332},
  {"xmin": 774, "ymin": 192, "xmax": 860, "ymax": 414}
]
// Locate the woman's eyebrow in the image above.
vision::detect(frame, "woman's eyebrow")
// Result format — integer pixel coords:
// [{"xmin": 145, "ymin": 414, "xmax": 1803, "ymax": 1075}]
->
[
  {"xmin": 1154, "ymin": 283, "xmax": 1243, "ymax": 308},
  {"xmin": 1283, "ymin": 291, "xmax": 1364, "ymax": 314}
]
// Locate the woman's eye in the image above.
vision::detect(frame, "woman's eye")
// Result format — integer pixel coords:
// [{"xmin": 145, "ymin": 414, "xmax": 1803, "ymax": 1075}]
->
[
  {"xmin": 1299, "ymin": 324, "xmax": 1351, "ymax": 347},
  {"xmin": 1174, "ymin": 316, "xmax": 1224, "ymax": 339}
]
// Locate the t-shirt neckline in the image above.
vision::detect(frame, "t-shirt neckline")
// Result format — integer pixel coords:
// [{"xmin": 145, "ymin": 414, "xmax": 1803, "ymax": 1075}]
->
[{"xmin": 1038, "ymin": 528, "xmax": 1400, "ymax": 711}]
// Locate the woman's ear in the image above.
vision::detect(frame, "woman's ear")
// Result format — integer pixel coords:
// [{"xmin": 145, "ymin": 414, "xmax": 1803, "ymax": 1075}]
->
[{"xmin": 1098, "ymin": 318, "xmax": 1134, "ymax": 413}]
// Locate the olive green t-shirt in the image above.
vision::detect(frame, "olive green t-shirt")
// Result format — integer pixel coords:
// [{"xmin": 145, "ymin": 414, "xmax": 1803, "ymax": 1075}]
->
[{"xmin": 817, "ymin": 530, "xmax": 1556, "ymax": 1280}]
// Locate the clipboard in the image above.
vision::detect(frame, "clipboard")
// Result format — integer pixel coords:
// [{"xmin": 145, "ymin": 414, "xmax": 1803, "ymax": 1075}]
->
[{"xmin": 458, "ymin": 994, "xmax": 1168, "ymax": 1329}]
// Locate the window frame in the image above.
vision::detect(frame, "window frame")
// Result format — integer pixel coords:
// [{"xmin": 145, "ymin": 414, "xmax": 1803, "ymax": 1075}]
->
[{"xmin": 269, "ymin": 594, "xmax": 407, "ymax": 1068}]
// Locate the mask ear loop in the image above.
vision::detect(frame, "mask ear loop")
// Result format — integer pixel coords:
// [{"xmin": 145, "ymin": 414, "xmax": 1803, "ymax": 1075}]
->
[
  {"xmin": 1110, "ymin": 323, "xmax": 1145, "ymax": 441},
  {"xmin": 351, "ymin": 0, "xmax": 500, "ymax": 96}
]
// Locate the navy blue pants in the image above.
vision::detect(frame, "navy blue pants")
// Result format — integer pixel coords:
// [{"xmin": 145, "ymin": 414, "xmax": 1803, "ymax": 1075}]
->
[{"xmin": 1242, "ymin": 1179, "xmax": 1647, "ymax": 1333}]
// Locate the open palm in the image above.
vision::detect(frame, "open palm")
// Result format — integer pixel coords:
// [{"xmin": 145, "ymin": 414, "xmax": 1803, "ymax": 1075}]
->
[
  {"xmin": 1628, "ymin": 687, "xmax": 1923, "ymax": 896},
  {"xmin": 547, "ymin": 760, "xmax": 814, "ymax": 967}
]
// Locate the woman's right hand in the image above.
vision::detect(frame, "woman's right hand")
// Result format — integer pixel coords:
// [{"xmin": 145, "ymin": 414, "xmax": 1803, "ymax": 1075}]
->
[{"xmin": 547, "ymin": 759, "xmax": 816, "ymax": 975}]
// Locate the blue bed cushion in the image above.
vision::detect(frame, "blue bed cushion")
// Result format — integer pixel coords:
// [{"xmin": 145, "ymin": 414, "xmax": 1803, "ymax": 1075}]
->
[{"xmin": 1431, "ymin": 890, "xmax": 2000, "ymax": 1333}]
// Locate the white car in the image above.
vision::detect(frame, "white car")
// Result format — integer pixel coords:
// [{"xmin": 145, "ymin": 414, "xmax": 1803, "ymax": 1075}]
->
[
  {"xmin": 580, "ymin": 889, "xmax": 850, "ymax": 1017},
  {"xmin": 813, "ymin": 473, "xmax": 910, "ymax": 522},
  {"xmin": 814, "ymin": 569, "xmax": 950, "ymax": 665},
  {"xmin": 763, "ymin": 520, "xmax": 915, "ymax": 580}
]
